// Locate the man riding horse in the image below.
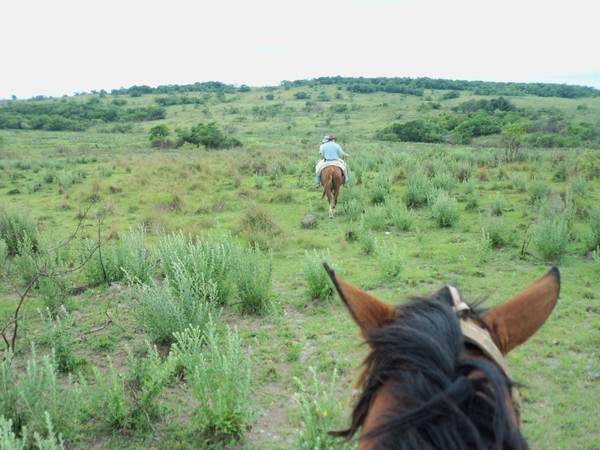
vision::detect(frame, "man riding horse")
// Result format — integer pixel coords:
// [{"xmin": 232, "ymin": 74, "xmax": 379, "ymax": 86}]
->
[{"xmin": 315, "ymin": 135, "xmax": 349, "ymax": 218}]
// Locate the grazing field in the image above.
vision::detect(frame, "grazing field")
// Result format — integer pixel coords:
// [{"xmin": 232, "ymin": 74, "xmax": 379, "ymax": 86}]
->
[{"xmin": 1, "ymin": 80, "xmax": 599, "ymax": 449}]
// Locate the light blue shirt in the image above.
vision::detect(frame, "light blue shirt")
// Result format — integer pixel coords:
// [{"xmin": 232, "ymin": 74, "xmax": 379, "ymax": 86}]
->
[{"xmin": 320, "ymin": 141, "xmax": 345, "ymax": 160}]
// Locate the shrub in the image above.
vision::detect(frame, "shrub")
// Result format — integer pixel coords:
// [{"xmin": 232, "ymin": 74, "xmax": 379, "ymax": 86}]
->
[
  {"xmin": 569, "ymin": 177, "xmax": 587, "ymax": 198},
  {"xmin": 431, "ymin": 192, "xmax": 459, "ymax": 227},
  {"xmin": 358, "ymin": 227, "xmax": 376, "ymax": 255},
  {"xmin": 478, "ymin": 228, "xmax": 493, "ymax": 263},
  {"xmin": 190, "ymin": 323, "xmax": 252, "ymax": 438},
  {"xmin": 528, "ymin": 181, "xmax": 549, "ymax": 204},
  {"xmin": 175, "ymin": 122, "xmax": 241, "ymax": 149},
  {"xmin": 235, "ymin": 246, "xmax": 275, "ymax": 315},
  {"xmin": 403, "ymin": 172, "xmax": 433, "ymax": 208},
  {"xmin": 482, "ymin": 217, "xmax": 510, "ymax": 248},
  {"xmin": 489, "ymin": 193, "xmax": 506, "ymax": 216},
  {"xmin": 533, "ymin": 204, "xmax": 570, "ymax": 263},
  {"xmin": 389, "ymin": 204, "xmax": 415, "ymax": 232},
  {"xmin": 455, "ymin": 160, "xmax": 472, "ymax": 182},
  {"xmin": 293, "ymin": 367, "xmax": 345, "ymax": 450},
  {"xmin": 0, "ymin": 239, "xmax": 7, "ymax": 268},
  {"xmin": 0, "ymin": 207, "xmax": 39, "ymax": 256},
  {"xmin": 432, "ymin": 171, "xmax": 456, "ymax": 192},
  {"xmin": 476, "ymin": 167, "xmax": 489, "ymax": 182},
  {"xmin": 369, "ymin": 173, "xmax": 391, "ymax": 204},
  {"xmin": 131, "ymin": 274, "xmax": 219, "ymax": 345},
  {"xmin": 362, "ymin": 206, "xmax": 389, "ymax": 232},
  {"xmin": 0, "ymin": 347, "xmax": 82, "ymax": 442},
  {"xmin": 586, "ymin": 207, "xmax": 600, "ymax": 251},
  {"xmin": 89, "ymin": 344, "xmax": 173, "ymax": 431},
  {"xmin": 303, "ymin": 251, "xmax": 334, "ymax": 301},
  {"xmin": 157, "ymin": 233, "xmax": 237, "ymax": 306},
  {"xmin": 83, "ymin": 227, "xmax": 157, "ymax": 286},
  {"xmin": 376, "ymin": 242, "xmax": 404, "ymax": 280},
  {"xmin": 38, "ymin": 312, "xmax": 82, "ymax": 373}
]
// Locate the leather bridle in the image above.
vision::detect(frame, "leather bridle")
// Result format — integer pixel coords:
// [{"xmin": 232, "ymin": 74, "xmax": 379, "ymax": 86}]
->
[{"xmin": 447, "ymin": 285, "xmax": 522, "ymax": 425}]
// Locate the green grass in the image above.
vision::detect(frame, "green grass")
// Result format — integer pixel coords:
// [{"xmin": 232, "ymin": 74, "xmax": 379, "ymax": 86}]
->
[{"xmin": 0, "ymin": 84, "xmax": 599, "ymax": 449}]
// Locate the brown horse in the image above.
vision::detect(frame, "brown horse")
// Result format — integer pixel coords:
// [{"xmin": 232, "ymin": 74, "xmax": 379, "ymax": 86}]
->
[
  {"xmin": 323, "ymin": 263, "xmax": 560, "ymax": 450},
  {"xmin": 321, "ymin": 165, "xmax": 344, "ymax": 218}
]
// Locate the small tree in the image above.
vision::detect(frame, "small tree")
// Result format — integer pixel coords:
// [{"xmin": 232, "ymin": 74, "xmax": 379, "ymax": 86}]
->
[
  {"xmin": 148, "ymin": 124, "xmax": 171, "ymax": 147},
  {"xmin": 501, "ymin": 121, "xmax": 526, "ymax": 162}
]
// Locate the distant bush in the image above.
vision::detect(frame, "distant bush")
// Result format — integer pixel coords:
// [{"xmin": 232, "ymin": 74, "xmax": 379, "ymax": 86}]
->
[
  {"xmin": 528, "ymin": 181, "xmax": 549, "ymax": 204},
  {"xmin": 489, "ymin": 193, "xmax": 506, "ymax": 216},
  {"xmin": 175, "ymin": 122, "xmax": 241, "ymax": 149},
  {"xmin": 0, "ymin": 206, "xmax": 39, "ymax": 256},
  {"xmin": 482, "ymin": 217, "xmax": 510, "ymax": 248},
  {"xmin": 294, "ymin": 92, "xmax": 311, "ymax": 100},
  {"xmin": 431, "ymin": 192, "xmax": 459, "ymax": 227},
  {"xmin": 379, "ymin": 119, "xmax": 443, "ymax": 143},
  {"xmin": 362, "ymin": 205, "xmax": 389, "ymax": 232},
  {"xmin": 403, "ymin": 172, "xmax": 433, "ymax": 208},
  {"xmin": 148, "ymin": 124, "xmax": 171, "ymax": 147},
  {"xmin": 303, "ymin": 251, "xmax": 333, "ymax": 301}
]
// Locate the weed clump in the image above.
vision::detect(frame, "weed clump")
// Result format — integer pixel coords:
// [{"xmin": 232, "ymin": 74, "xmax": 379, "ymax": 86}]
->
[
  {"xmin": 293, "ymin": 367, "xmax": 345, "ymax": 450},
  {"xmin": 303, "ymin": 251, "xmax": 334, "ymax": 301},
  {"xmin": 431, "ymin": 192, "xmax": 459, "ymax": 227},
  {"xmin": 0, "ymin": 207, "xmax": 39, "ymax": 256},
  {"xmin": 189, "ymin": 323, "xmax": 252, "ymax": 439}
]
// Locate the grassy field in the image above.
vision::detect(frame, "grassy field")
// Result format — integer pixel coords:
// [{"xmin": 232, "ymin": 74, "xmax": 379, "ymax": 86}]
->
[{"xmin": 1, "ymin": 83, "xmax": 599, "ymax": 449}]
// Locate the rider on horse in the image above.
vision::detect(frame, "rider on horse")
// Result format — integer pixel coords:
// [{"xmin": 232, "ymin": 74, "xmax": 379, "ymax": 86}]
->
[{"xmin": 315, "ymin": 135, "xmax": 349, "ymax": 186}]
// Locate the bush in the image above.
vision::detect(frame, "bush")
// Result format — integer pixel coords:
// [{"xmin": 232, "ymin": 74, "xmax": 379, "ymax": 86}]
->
[
  {"xmin": 431, "ymin": 192, "xmax": 459, "ymax": 227},
  {"xmin": 190, "ymin": 323, "xmax": 252, "ymax": 438},
  {"xmin": 389, "ymin": 204, "xmax": 415, "ymax": 231},
  {"xmin": 586, "ymin": 207, "xmax": 600, "ymax": 251},
  {"xmin": 158, "ymin": 233, "xmax": 237, "ymax": 306},
  {"xmin": 131, "ymin": 273, "xmax": 219, "ymax": 345},
  {"xmin": 403, "ymin": 172, "xmax": 433, "ymax": 208},
  {"xmin": 528, "ymin": 181, "xmax": 549, "ymax": 204},
  {"xmin": 376, "ymin": 242, "xmax": 404, "ymax": 280},
  {"xmin": 83, "ymin": 227, "xmax": 157, "ymax": 286},
  {"xmin": 303, "ymin": 251, "xmax": 334, "ymax": 301},
  {"xmin": 362, "ymin": 206, "xmax": 389, "ymax": 232},
  {"xmin": 0, "ymin": 347, "xmax": 81, "ymax": 442},
  {"xmin": 533, "ymin": 205, "xmax": 570, "ymax": 263},
  {"xmin": 235, "ymin": 246, "xmax": 275, "ymax": 315},
  {"xmin": 293, "ymin": 367, "xmax": 345, "ymax": 450},
  {"xmin": 380, "ymin": 119, "xmax": 443, "ymax": 143},
  {"xmin": 38, "ymin": 312, "xmax": 82, "ymax": 373},
  {"xmin": 0, "ymin": 207, "xmax": 39, "ymax": 256},
  {"xmin": 89, "ymin": 344, "xmax": 173, "ymax": 431},
  {"xmin": 175, "ymin": 122, "xmax": 241, "ymax": 149},
  {"xmin": 489, "ymin": 193, "xmax": 506, "ymax": 216},
  {"xmin": 482, "ymin": 217, "xmax": 510, "ymax": 248}
]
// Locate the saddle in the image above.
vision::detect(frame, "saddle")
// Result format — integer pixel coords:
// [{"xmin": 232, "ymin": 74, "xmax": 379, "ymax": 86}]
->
[{"xmin": 315, "ymin": 159, "xmax": 347, "ymax": 177}]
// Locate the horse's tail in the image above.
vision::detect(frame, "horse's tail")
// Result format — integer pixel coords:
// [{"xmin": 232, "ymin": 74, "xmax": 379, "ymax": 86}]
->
[{"xmin": 322, "ymin": 169, "xmax": 333, "ymax": 200}]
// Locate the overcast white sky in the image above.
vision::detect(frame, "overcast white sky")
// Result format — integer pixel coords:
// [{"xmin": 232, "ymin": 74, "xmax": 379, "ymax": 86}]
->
[{"xmin": 1, "ymin": 0, "xmax": 599, "ymax": 99}]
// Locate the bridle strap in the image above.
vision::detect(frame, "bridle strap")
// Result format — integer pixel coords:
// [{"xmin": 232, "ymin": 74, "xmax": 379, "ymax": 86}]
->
[{"xmin": 447, "ymin": 285, "xmax": 521, "ymax": 423}]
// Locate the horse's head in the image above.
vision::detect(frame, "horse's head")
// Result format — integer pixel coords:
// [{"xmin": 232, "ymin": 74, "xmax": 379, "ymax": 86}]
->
[{"xmin": 324, "ymin": 264, "xmax": 560, "ymax": 450}]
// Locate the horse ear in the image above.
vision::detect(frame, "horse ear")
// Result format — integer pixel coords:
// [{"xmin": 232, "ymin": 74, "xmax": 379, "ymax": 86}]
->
[
  {"xmin": 484, "ymin": 267, "xmax": 560, "ymax": 355},
  {"xmin": 323, "ymin": 263, "xmax": 396, "ymax": 338}
]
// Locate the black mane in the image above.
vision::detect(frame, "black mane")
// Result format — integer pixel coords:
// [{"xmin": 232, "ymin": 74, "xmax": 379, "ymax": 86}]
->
[{"xmin": 335, "ymin": 288, "xmax": 528, "ymax": 450}]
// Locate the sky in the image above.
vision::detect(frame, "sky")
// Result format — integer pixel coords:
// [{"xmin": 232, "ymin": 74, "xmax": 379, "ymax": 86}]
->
[{"xmin": 1, "ymin": 0, "xmax": 599, "ymax": 99}]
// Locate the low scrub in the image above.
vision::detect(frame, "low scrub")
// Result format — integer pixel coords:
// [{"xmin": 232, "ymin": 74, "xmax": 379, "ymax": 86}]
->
[
  {"xmin": 303, "ymin": 251, "xmax": 334, "ymax": 301},
  {"xmin": 0, "ymin": 207, "xmax": 39, "ymax": 256},
  {"xmin": 0, "ymin": 348, "xmax": 82, "ymax": 444},
  {"xmin": 235, "ymin": 246, "xmax": 275, "ymax": 315},
  {"xmin": 190, "ymin": 324, "xmax": 252, "ymax": 438},
  {"xmin": 293, "ymin": 367, "xmax": 346, "ymax": 450},
  {"xmin": 533, "ymin": 201, "xmax": 571, "ymax": 263},
  {"xmin": 403, "ymin": 172, "xmax": 433, "ymax": 208},
  {"xmin": 431, "ymin": 192, "xmax": 459, "ymax": 227}
]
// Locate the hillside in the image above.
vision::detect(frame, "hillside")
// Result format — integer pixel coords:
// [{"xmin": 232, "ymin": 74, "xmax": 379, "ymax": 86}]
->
[{"xmin": 0, "ymin": 78, "xmax": 599, "ymax": 449}]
